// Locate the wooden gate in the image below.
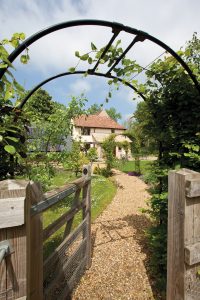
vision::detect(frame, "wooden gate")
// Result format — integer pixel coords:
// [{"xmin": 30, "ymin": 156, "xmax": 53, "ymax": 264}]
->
[{"xmin": 0, "ymin": 165, "xmax": 91, "ymax": 300}]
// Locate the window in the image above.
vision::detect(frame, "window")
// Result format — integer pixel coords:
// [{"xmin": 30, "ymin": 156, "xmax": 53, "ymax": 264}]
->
[
  {"xmin": 81, "ymin": 127, "xmax": 90, "ymax": 135},
  {"xmin": 111, "ymin": 129, "xmax": 115, "ymax": 133}
]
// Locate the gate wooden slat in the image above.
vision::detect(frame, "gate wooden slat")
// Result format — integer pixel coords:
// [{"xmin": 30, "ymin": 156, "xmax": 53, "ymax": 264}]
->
[{"xmin": 43, "ymin": 201, "xmax": 84, "ymax": 241}]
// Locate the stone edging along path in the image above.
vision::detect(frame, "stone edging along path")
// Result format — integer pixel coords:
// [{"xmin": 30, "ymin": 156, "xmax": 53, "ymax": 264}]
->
[{"xmin": 72, "ymin": 170, "xmax": 155, "ymax": 300}]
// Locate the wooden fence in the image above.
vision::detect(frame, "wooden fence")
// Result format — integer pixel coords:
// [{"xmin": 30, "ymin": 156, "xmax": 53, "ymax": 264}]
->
[
  {"xmin": 167, "ymin": 168, "xmax": 200, "ymax": 300},
  {"xmin": 0, "ymin": 165, "xmax": 91, "ymax": 300}
]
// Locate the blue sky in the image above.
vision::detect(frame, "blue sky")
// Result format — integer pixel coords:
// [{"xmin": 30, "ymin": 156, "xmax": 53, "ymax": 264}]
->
[{"xmin": 1, "ymin": 0, "xmax": 199, "ymax": 123}]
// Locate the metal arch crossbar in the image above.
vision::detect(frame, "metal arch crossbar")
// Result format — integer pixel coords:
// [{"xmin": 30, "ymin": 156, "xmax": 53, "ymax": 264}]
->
[
  {"xmin": 18, "ymin": 70, "xmax": 146, "ymax": 109},
  {"xmin": 0, "ymin": 19, "xmax": 199, "ymax": 107}
]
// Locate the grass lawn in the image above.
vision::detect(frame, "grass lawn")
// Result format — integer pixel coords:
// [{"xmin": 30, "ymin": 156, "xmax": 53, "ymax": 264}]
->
[
  {"xmin": 43, "ymin": 170, "xmax": 117, "ymax": 258},
  {"xmin": 116, "ymin": 159, "xmax": 154, "ymax": 176}
]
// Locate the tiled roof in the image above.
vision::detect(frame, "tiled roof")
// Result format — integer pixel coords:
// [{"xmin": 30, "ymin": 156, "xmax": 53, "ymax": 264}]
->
[{"xmin": 74, "ymin": 112, "xmax": 125, "ymax": 130}]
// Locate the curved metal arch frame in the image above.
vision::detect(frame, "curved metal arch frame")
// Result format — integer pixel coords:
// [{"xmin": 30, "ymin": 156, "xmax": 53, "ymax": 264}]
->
[
  {"xmin": 19, "ymin": 71, "xmax": 146, "ymax": 109},
  {"xmin": 0, "ymin": 19, "xmax": 199, "ymax": 107}
]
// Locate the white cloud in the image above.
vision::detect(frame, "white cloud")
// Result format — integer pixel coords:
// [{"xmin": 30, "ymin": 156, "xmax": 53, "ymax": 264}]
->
[{"xmin": 69, "ymin": 79, "xmax": 91, "ymax": 93}]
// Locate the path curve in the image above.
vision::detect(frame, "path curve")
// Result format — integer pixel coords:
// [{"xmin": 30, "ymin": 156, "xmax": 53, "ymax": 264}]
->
[{"xmin": 72, "ymin": 170, "xmax": 155, "ymax": 300}]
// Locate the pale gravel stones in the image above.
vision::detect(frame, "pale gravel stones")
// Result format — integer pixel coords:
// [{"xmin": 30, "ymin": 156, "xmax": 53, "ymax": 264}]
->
[{"xmin": 72, "ymin": 170, "xmax": 155, "ymax": 300}]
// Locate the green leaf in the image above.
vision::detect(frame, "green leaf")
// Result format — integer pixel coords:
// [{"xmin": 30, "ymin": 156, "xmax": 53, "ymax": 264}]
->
[
  {"xmin": 75, "ymin": 51, "xmax": 80, "ymax": 57},
  {"xmin": 19, "ymin": 33, "xmax": 26, "ymax": 40},
  {"xmin": 68, "ymin": 67, "xmax": 75, "ymax": 73},
  {"xmin": 0, "ymin": 81, "xmax": 5, "ymax": 92},
  {"xmin": 0, "ymin": 135, "xmax": 3, "ymax": 142},
  {"xmin": 100, "ymin": 59, "xmax": 105, "ymax": 64},
  {"xmin": 4, "ymin": 145, "xmax": 16, "ymax": 155},
  {"xmin": 80, "ymin": 54, "xmax": 89, "ymax": 61},
  {"xmin": 5, "ymin": 136, "xmax": 19, "ymax": 143},
  {"xmin": 116, "ymin": 39, "xmax": 121, "ymax": 46},
  {"xmin": 10, "ymin": 38, "xmax": 19, "ymax": 48},
  {"xmin": 91, "ymin": 42, "xmax": 97, "ymax": 50},
  {"xmin": 88, "ymin": 57, "xmax": 93, "ymax": 64},
  {"xmin": 20, "ymin": 55, "xmax": 29, "ymax": 64},
  {"xmin": 0, "ymin": 63, "xmax": 8, "ymax": 69},
  {"xmin": 5, "ymin": 90, "xmax": 13, "ymax": 100},
  {"xmin": 13, "ymin": 80, "xmax": 24, "ymax": 92}
]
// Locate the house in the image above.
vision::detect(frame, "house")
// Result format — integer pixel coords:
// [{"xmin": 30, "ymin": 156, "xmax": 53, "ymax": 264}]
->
[{"xmin": 73, "ymin": 110, "xmax": 132, "ymax": 159}]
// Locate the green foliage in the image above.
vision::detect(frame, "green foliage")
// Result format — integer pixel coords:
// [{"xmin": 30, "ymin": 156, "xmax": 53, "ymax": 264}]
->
[
  {"xmin": 27, "ymin": 94, "xmax": 87, "ymax": 153},
  {"xmin": 117, "ymin": 140, "xmax": 130, "ymax": 159},
  {"xmin": 23, "ymin": 88, "xmax": 56, "ymax": 122},
  {"xmin": 86, "ymin": 147, "xmax": 98, "ymax": 162},
  {"xmin": 101, "ymin": 134, "xmax": 116, "ymax": 173},
  {"xmin": 87, "ymin": 104, "xmax": 122, "ymax": 122},
  {"xmin": 70, "ymin": 39, "xmax": 145, "ymax": 102},
  {"xmin": 26, "ymin": 164, "xmax": 55, "ymax": 192},
  {"xmin": 87, "ymin": 103, "xmax": 102, "ymax": 114},
  {"xmin": 106, "ymin": 107, "xmax": 121, "ymax": 121},
  {"xmin": 132, "ymin": 33, "xmax": 200, "ymax": 296},
  {"xmin": 63, "ymin": 141, "xmax": 89, "ymax": 176},
  {"xmin": 0, "ymin": 33, "xmax": 30, "ymax": 178}
]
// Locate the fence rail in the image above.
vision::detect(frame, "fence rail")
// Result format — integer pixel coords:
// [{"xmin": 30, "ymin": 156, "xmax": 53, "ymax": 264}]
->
[{"xmin": 0, "ymin": 165, "xmax": 91, "ymax": 300}]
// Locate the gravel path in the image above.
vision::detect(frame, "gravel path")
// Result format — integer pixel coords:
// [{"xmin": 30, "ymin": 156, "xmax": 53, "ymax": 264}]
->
[{"xmin": 72, "ymin": 170, "xmax": 155, "ymax": 300}]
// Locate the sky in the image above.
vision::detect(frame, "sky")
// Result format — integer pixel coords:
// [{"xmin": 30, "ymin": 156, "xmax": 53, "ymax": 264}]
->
[{"xmin": 0, "ymin": 0, "xmax": 199, "ymax": 123}]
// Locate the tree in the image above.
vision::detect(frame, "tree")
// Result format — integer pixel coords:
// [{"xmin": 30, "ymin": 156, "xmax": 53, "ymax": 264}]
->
[
  {"xmin": 64, "ymin": 141, "xmax": 89, "ymax": 176},
  {"xmin": 23, "ymin": 88, "xmax": 56, "ymax": 122},
  {"xmin": 101, "ymin": 134, "xmax": 116, "ymax": 175},
  {"xmin": 27, "ymin": 94, "xmax": 88, "ymax": 155},
  {"xmin": 88, "ymin": 104, "xmax": 122, "ymax": 122},
  {"xmin": 87, "ymin": 103, "xmax": 102, "ymax": 114},
  {"xmin": 106, "ymin": 107, "xmax": 121, "ymax": 122},
  {"xmin": 87, "ymin": 147, "xmax": 98, "ymax": 163}
]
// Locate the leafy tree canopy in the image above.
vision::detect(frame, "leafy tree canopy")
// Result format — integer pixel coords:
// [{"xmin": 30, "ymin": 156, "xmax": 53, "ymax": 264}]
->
[
  {"xmin": 23, "ymin": 88, "xmax": 56, "ymax": 122},
  {"xmin": 88, "ymin": 103, "xmax": 121, "ymax": 121}
]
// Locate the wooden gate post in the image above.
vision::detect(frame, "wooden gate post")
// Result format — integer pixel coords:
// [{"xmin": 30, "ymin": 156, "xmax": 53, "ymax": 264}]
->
[
  {"xmin": 82, "ymin": 164, "xmax": 92, "ymax": 269},
  {"xmin": 167, "ymin": 169, "xmax": 200, "ymax": 300},
  {"xmin": 0, "ymin": 180, "xmax": 43, "ymax": 300},
  {"xmin": 26, "ymin": 182, "xmax": 43, "ymax": 300}
]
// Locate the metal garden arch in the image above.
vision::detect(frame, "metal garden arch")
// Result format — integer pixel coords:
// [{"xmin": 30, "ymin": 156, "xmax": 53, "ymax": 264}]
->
[{"xmin": 0, "ymin": 19, "xmax": 199, "ymax": 108}]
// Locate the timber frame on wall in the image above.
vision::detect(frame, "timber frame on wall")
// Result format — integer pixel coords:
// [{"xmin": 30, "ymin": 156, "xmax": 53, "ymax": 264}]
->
[{"xmin": 0, "ymin": 19, "xmax": 199, "ymax": 108}]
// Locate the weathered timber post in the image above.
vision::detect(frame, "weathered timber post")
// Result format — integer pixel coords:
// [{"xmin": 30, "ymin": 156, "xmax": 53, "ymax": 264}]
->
[
  {"xmin": 26, "ymin": 182, "xmax": 43, "ymax": 300},
  {"xmin": 0, "ymin": 180, "xmax": 43, "ymax": 300},
  {"xmin": 167, "ymin": 169, "xmax": 200, "ymax": 300},
  {"xmin": 82, "ymin": 164, "xmax": 92, "ymax": 269}
]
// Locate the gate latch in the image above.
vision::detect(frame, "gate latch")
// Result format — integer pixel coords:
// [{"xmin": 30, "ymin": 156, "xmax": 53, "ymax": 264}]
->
[{"xmin": 0, "ymin": 240, "xmax": 12, "ymax": 264}]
